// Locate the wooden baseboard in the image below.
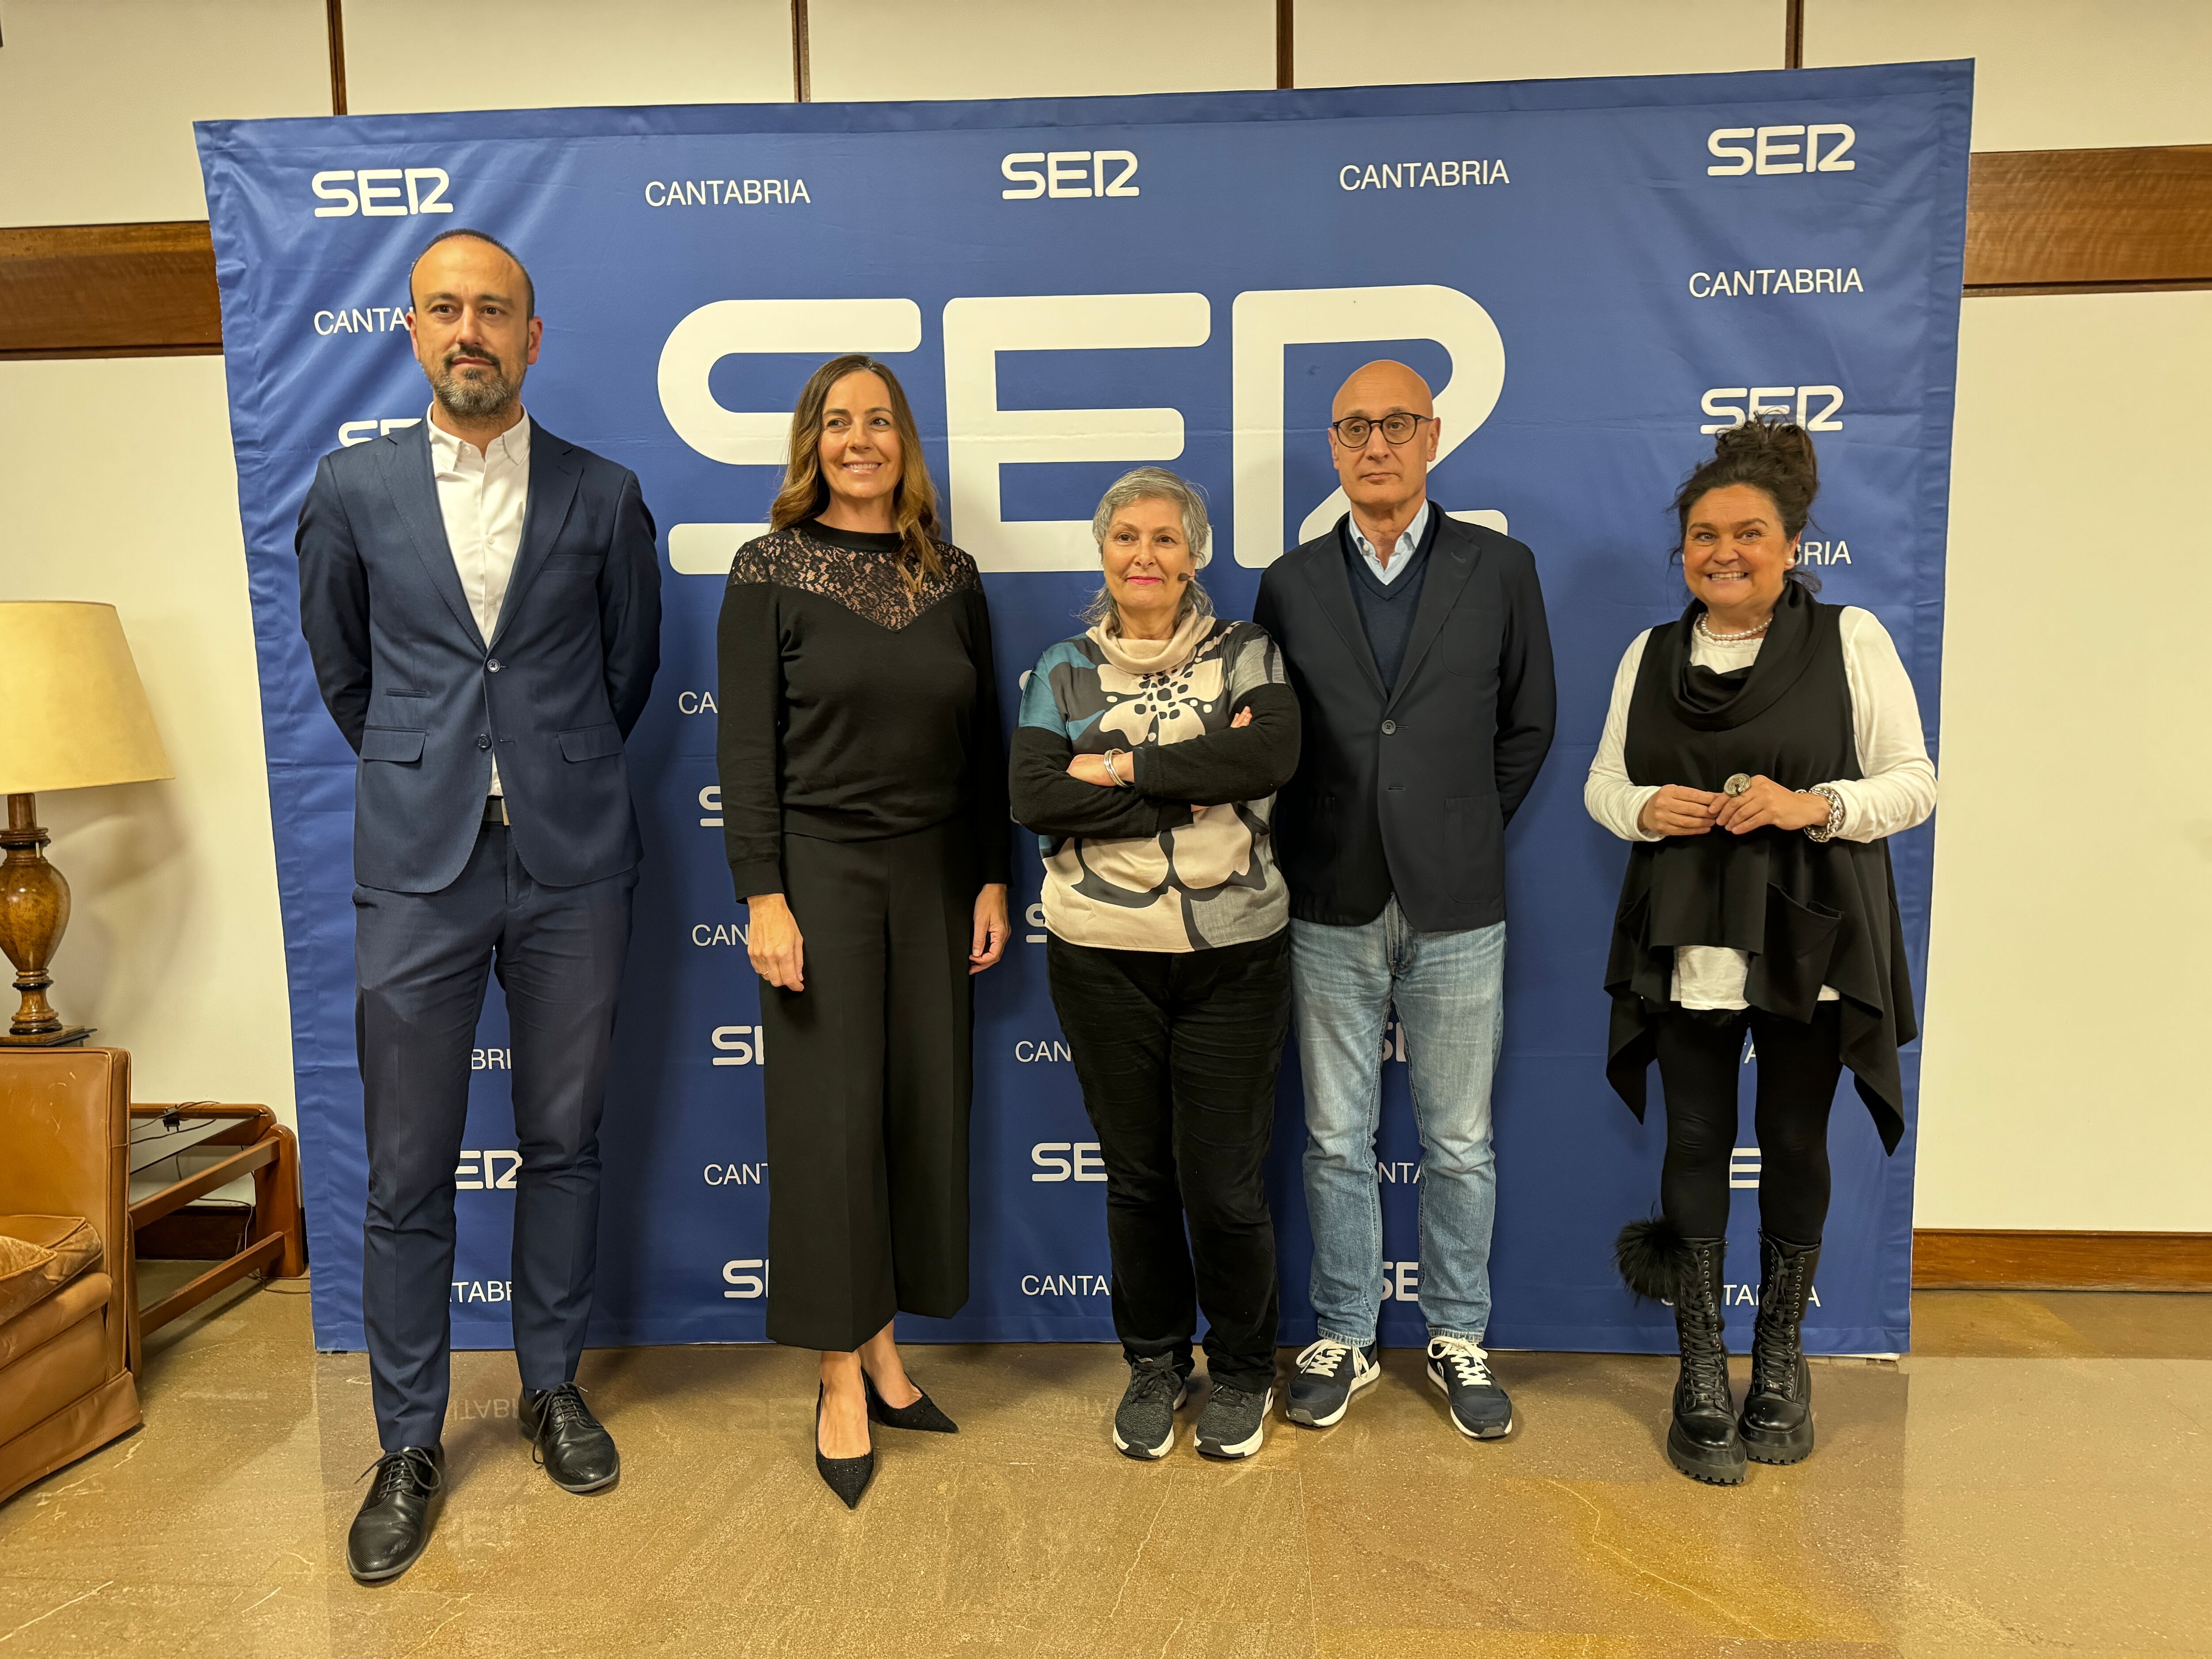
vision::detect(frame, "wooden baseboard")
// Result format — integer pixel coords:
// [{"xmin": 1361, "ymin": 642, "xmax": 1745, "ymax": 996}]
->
[{"xmin": 1913, "ymin": 1229, "xmax": 2212, "ymax": 1292}]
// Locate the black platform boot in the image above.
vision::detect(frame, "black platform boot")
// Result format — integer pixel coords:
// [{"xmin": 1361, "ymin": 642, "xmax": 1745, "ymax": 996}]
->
[
  {"xmin": 1616, "ymin": 1215, "xmax": 1745, "ymax": 1486},
  {"xmin": 1740, "ymin": 1233, "xmax": 1820, "ymax": 1465}
]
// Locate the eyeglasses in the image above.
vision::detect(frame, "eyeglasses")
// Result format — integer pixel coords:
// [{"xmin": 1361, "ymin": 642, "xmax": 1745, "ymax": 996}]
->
[{"xmin": 1328, "ymin": 413, "xmax": 1433, "ymax": 448}]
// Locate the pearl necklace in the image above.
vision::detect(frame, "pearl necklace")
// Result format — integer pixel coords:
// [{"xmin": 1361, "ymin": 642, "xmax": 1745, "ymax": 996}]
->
[{"xmin": 1696, "ymin": 612, "xmax": 1770, "ymax": 645}]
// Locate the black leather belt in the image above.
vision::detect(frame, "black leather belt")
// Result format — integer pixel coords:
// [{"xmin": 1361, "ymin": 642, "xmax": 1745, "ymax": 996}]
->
[{"xmin": 482, "ymin": 795, "xmax": 509, "ymax": 826}]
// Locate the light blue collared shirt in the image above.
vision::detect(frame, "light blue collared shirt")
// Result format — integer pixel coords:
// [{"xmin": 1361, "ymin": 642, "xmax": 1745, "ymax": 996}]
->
[{"xmin": 1347, "ymin": 500, "xmax": 1432, "ymax": 585}]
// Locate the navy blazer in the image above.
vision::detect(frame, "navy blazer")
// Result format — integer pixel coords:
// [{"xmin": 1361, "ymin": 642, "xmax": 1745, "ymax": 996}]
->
[
  {"xmin": 1253, "ymin": 512, "xmax": 1555, "ymax": 933},
  {"xmin": 295, "ymin": 419, "xmax": 662, "ymax": 894}
]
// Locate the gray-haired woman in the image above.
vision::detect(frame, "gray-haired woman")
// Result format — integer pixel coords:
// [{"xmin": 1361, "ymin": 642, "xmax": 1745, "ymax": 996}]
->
[{"xmin": 1009, "ymin": 467, "xmax": 1301, "ymax": 1464}]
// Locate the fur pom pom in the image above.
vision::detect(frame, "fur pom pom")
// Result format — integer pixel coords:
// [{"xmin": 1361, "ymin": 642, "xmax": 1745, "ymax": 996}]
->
[{"xmin": 1614, "ymin": 1212, "xmax": 1690, "ymax": 1302}]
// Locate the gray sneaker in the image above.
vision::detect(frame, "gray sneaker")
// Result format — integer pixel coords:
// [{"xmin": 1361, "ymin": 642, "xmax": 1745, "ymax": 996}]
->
[
  {"xmin": 1426, "ymin": 1336, "xmax": 1513, "ymax": 1439},
  {"xmin": 1113, "ymin": 1354, "xmax": 1189, "ymax": 1461},
  {"xmin": 1194, "ymin": 1380, "xmax": 1274, "ymax": 1460}
]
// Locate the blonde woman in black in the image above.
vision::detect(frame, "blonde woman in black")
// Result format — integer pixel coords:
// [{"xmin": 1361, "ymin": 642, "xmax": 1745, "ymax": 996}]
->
[
  {"xmin": 1586, "ymin": 419, "xmax": 1934, "ymax": 1484},
  {"xmin": 716, "ymin": 355, "xmax": 1010, "ymax": 1508}
]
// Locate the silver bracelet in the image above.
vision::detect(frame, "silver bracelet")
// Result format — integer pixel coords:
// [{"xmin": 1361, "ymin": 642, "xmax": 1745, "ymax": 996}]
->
[
  {"xmin": 1102, "ymin": 749, "xmax": 1132, "ymax": 789},
  {"xmin": 1804, "ymin": 784, "xmax": 1845, "ymax": 842}
]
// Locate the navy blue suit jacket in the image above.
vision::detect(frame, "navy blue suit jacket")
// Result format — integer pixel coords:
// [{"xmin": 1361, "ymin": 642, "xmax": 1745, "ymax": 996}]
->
[
  {"xmin": 1254, "ymin": 512, "xmax": 1555, "ymax": 933},
  {"xmin": 296, "ymin": 419, "xmax": 662, "ymax": 894}
]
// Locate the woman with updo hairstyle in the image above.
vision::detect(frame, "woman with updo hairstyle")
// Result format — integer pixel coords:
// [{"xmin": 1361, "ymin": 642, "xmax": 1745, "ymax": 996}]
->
[
  {"xmin": 716, "ymin": 353, "xmax": 1010, "ymax": 1509},
  {"xmin": 1585, "ymin": 418, "xmax": 1935, "ymax": 1485},
  {"xmin": 1009, "ymin": 467, "xmax": 1301, "ymax": 1464}
]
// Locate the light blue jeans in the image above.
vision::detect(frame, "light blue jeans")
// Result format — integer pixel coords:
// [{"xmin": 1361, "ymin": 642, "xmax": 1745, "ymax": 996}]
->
[{"xmin": 1292, "ymin": 902, "xmax": 1505, "ymax": 1348}]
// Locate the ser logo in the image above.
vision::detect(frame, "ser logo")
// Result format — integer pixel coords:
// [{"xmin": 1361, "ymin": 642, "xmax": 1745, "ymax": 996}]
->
[
  {"xmin": 722, "ymin": 1259, "xmax": 768, "ymax": 1298},
  {"xmin": 1701, "ymin": 385, "xmax": 1843, "ymax": 434},
  {"xmin": 712, "ymin": 1025, "xmax": 765, "ymax": 1066},
  {"xmin": 1000, "ymin": 150, "xmax": 1139, "ymax": 200},
  {"xmin": 339, "ymin": 417, "xmax": 422, "ymax": 447},
  {"xmin": 1379, "ymin": 1260, "xmax": 1421, "ymax": 1302},
  {"xmin": 1706, "ymin": 125, "xmax": 1855, "ymax": 177},
  {"xmin": 454, "ymin": 1149, "xmax": 520, "ymax": 1190},
  {"xmin": 1031, "ymin": 1142, "xmax": 1106, "ymax": 1183},
  {"xmin": 313, "ymin": 167, "xmax": 456, "ymax": 217}
]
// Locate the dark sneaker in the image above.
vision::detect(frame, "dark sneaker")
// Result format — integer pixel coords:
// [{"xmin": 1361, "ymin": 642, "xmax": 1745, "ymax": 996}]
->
[
  {"xmin": 1113, "ymin": 1353, "xmax": 1190, "ymax": 1461},
  {"xmin": 1285, "ymin": 1338, "xmax": 1381, "ymax": 1429},
  {"xmin": 1426, "ymin": 1336, "xmax": 1513, "ymax": 1440},
  {"xmin": 1194, "ymin": 1381, "xmax": 1274, "ymax": 1460}
]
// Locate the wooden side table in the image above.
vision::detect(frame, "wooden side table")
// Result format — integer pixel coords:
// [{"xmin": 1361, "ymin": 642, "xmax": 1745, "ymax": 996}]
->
[{"xmin": 128, "ymin": 1103, "xmax": 306, "ymax": 1337}]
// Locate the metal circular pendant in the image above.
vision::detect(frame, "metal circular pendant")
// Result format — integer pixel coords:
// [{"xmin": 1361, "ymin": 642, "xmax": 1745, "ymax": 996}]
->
[{"xmin": 1724, "ymin": 772, "xmax": 1753, "ymax": 796}]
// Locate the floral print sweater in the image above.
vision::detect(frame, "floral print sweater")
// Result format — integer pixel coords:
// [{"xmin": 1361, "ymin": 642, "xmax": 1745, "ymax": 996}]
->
[{"xmin": 1010, "ymin": 618, "xmax": 1300, "ymax": 952}]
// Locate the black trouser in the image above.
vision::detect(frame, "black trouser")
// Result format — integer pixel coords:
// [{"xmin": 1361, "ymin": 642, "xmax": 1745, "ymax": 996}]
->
[
  {"xmin": 1045, "ymin": 930, "xmax": 1291, "ymax": 1393},
  {"xmin": 1655, "ymin": 1002, "xmax": 1843, "ymax": 1244},
  {"xmin": 759, "ymin": 822, "xmax": 974, "ymax": 1352},
  {"xmin": 353, "ymin": 822, "xmax": 635, "ymax": 1452}
]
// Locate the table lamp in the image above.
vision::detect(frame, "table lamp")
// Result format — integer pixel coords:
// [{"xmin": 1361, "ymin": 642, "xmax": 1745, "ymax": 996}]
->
[{"xmin": 0, "ymin": 602, "xmax": 174, "ymax": 1046}]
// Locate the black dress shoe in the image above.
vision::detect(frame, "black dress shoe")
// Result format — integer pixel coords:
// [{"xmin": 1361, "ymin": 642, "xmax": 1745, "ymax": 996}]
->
[
  {"xmin": 519, "ymin": 1383, "xmax": 620, "ymax": 1493},
  {"xmin": 347, "ymin": 1446, "xmax": 444, "ymax": 1584},
  {"xmin": 864, "ymin": 1371, "xmax": 958, "ymax": 1433},
  {"xmin": 816, "ymin": 1385, "xmax": 875, "ymax": 1510}
]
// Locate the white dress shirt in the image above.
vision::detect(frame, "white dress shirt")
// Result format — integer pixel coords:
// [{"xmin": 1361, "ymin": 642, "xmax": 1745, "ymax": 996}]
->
[
  {"xmin": 1583, "ymin": 604, "xmax": 1937, "ymax": 1010},
  {"xmin": 1347, "ymin": 500, "xmax": 1432, "ymax": 585},
  {"xmin": 427, "ymin": 407, "xmax": 532, "ymax": 795}
]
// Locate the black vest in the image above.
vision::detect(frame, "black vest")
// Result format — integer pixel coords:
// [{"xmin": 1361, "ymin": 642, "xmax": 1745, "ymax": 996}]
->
[{"xmin": 1603, "ymin": 585, "xmax": 1917, "ymax": 1152}]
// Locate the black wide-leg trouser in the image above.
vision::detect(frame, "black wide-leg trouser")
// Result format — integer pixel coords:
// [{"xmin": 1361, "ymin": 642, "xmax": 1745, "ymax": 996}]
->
[
  {"xmin": 1654, "ymin": 1002, "xmax": 1845, "ymax": 1245},
  {"xmin": 759, "ymin": 822, "xmax": 975, "ymax": 1352},
  {"xmin": 354, "ymin": 822, "xmax": 635, "ymax": 1452},
  {"xmin": 1045, "ymin": 930, "xmax": 1291, "ymax": 1393}
]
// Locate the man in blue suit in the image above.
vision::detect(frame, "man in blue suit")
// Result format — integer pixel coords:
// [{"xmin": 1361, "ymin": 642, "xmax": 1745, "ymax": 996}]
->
[{"xmin": 296, "ymin": 228, "xmax": 661, "ymax": 1583}]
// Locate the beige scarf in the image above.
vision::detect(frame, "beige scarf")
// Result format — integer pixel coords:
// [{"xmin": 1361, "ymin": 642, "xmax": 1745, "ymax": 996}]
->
[{"xmin": 1087, "ymin": 608, "xmax": 1210, "ymax": 678}]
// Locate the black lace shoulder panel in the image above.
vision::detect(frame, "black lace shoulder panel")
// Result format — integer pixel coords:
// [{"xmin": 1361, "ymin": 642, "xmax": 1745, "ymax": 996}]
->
[{"xmin": 728, "ymin": 526, "xmax": 979, "ymax": 631}]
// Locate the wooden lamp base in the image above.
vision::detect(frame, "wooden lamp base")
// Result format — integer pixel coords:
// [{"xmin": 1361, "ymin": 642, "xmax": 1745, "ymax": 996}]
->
[{"xmin": 0, "ymin": 792, "xmax": 94, "ymax": 1048}]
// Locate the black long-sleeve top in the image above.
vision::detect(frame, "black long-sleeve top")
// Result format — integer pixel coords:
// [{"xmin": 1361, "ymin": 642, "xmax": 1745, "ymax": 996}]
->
[{"xmin": 714, "ymin": 521, "xmax": 1010, "ymax": 900}]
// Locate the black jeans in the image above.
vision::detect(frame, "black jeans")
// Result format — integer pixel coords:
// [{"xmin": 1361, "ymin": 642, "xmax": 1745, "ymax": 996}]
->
[
  {"xmin": 1655, "ymin": 1003, "xmax": 1844, "ymax": 1245},
  {"xmin": 1046, "ymin": 930, "xmax": 1292, "ymax": 1392}
]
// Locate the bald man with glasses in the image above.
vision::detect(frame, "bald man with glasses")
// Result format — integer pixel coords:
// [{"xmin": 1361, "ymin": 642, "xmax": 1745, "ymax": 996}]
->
[{"xmin": 1254, "ymin": 361, "xmax": 1555, "ymax": 1443}]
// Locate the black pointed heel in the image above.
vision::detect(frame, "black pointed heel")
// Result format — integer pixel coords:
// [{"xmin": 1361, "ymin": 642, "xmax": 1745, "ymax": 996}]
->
[
  {"xmin": 864, "ymin": 1371, "xmax": 959, "ymax": 1434},
  {"xmin": 815, "ymin": 1385, "xmax": 875, "ymax": 1510}
]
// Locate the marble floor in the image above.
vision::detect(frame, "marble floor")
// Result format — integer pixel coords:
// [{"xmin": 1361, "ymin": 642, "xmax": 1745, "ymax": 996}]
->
[{"xmin": 2, "ymin": 1278, "xmax": 2208, "ymax": 1657}]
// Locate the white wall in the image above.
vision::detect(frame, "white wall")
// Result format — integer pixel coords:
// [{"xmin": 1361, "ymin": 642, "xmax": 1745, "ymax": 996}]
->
[
  {"xmin": 0, "ymin": 0, "xmax": 328, "ymax": 225},
  {"xmin": 0, "ymin": 357, "xmax": 297, "ymax": 1120},
  {"xmin": 1293, "ymin": 0, "xmax": 1784, "ymax": 87},
  {"xmin": 342, "ymin": 0, "xmax": 789, "ymax": 114},
  {"xmin": 810, "ymin": 0, "xmax": 1273, "ymax": 101},
  {"xmin": 4, "ymin": 0, "xmax": 2209, "ymax": 1227},
  {"xmin": 1805, "ymin": 0, "xmax": 2212, "ymax": 149},
  {"xmin": 1916, "ymin": 292, "xmax": 2212, "ymax": 1229}
]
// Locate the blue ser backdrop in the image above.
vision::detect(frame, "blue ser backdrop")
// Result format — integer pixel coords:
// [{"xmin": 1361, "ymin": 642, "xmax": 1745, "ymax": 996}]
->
[{"xmin": 197, "ymin": 62, "xmax": 1967, "ymax": 1359}]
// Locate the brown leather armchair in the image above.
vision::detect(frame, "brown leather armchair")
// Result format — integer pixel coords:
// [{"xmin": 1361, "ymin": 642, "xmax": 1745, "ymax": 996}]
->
[{"xmin": 0, "ymin": 1047, "xmax": 142, "ymax": 1505}]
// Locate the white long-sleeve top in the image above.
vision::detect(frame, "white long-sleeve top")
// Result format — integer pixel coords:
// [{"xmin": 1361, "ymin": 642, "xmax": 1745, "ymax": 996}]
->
[{"xmin": 1583, "ymin": 605, "xmax": 1937, "ymax": 1010}]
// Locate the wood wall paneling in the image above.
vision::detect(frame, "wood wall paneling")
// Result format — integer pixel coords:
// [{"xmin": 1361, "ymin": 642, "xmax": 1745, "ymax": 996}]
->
[
  {"xmin": 1913, "ymin": 1230, "xmax": 2212, "ymax": 1292},
  {"xmin": 1968, "ymin": 145, "xmax": 2212, "ymax": 293},
  {"xmin": 0, "ymin": 223, "xmax": 220, "ymax": 360}
]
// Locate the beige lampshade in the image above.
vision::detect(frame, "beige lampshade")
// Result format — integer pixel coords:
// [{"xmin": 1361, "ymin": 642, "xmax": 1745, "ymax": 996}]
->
[{"xmin": 0, "ymin": 602, "xmax": 174, "ymax": 795}]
